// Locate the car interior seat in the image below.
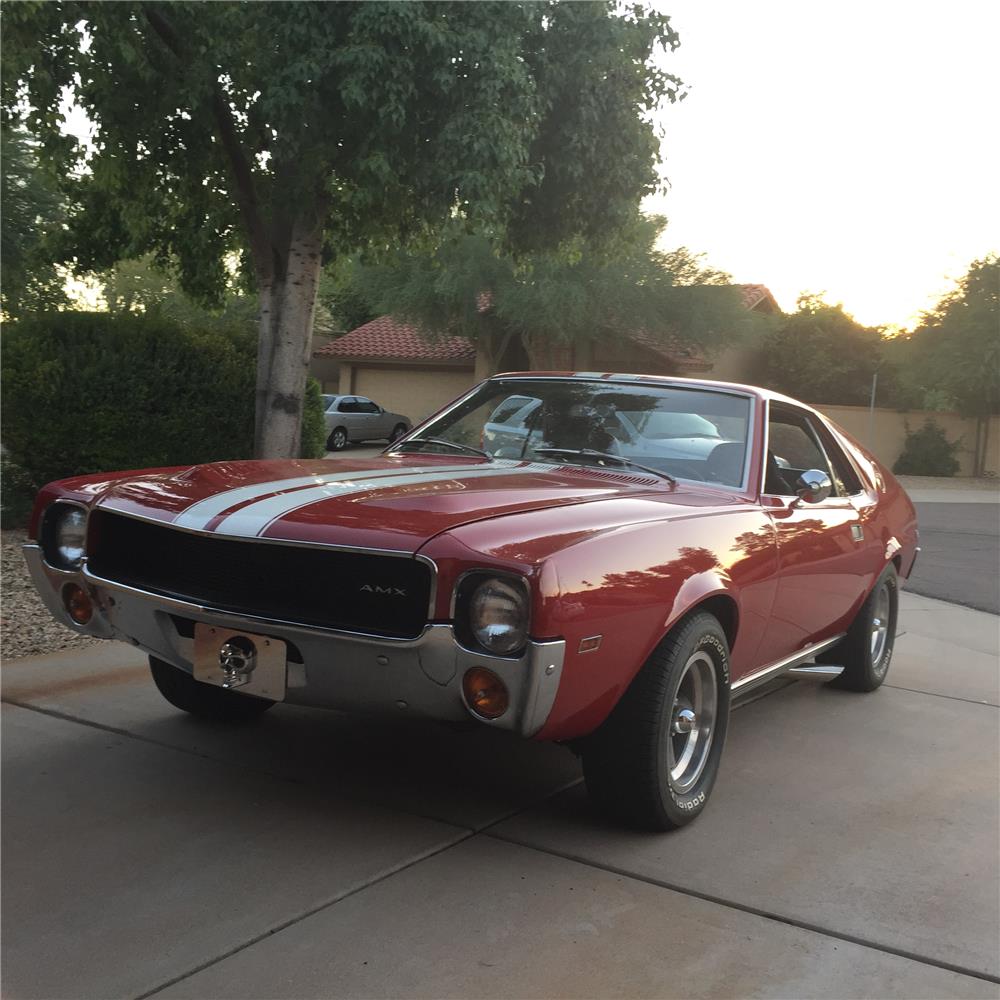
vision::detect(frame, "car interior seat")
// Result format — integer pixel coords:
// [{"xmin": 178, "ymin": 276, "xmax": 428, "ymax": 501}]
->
[{"xmin": 704, "ymin": 441, "xmax": 746, "ymax": 485}]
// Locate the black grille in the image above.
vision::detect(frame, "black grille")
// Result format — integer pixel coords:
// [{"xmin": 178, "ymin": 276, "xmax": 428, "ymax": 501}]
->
[{"xmin": 88, "ymin": 510, "xmax": 431, "ymax": 638}]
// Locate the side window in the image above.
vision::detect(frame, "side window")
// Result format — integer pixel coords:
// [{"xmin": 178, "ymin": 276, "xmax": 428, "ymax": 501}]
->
[
  {"xmin": 765, "ymin": 407, "xmax": 834, "ymax": 496},
  {"xmin": 812, "ymin": 420, "xmax": 864, "ymax": 495},
  {"xmin": 338, "ymin": 397, "xmax": 357, "ymax": 413},
  {"xmin": 356, "ymin": 398, "xmax": 380, "ymax": 414}
]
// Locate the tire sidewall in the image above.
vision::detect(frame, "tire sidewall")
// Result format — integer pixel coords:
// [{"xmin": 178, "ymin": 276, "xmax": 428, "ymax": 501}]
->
[
  {"xmin": 865, "ymin": 565, "xmax": 899, "ymax": 683},
  {"xmin": 654, "ymin": 620, "xmax": 731, "ymax": 825}
]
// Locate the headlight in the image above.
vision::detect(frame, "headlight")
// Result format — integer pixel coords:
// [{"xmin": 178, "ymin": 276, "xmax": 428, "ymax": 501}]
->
[
  {"xmin": 465, "ymin": 576, "xmax": 529, "ymax": 656},
  {"xmin": 42, "ymin": 504, "xmax": 87, "ymax": 570}
]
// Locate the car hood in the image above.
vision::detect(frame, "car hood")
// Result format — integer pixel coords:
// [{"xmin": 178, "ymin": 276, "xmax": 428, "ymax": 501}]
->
[{"xmin": 92, "ymin": 454, "xmax": 687, "ymax": 551}]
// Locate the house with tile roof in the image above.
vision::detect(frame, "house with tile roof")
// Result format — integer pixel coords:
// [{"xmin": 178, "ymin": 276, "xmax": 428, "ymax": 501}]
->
[{"xmin": 311, "ymin": 284, "xmax": 780, "ymax": 423}]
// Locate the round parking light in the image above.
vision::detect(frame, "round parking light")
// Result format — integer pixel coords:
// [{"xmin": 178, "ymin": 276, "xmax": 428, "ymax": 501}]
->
[
  {"xmin": 462, "ymin": 667, "xmax": 509, "ymax": 720},
  {"xmin": 62, "ymin": 583, "xmax": 94, "ymax": 625}
]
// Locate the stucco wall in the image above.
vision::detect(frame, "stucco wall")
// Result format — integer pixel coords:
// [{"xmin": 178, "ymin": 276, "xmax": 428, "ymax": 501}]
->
[
  {"xmin": 815, "ymin": 404, "xmax": 999, "ymax": 478},
  {"xmin": 343, "ymin": 364, "xmax": 476, "ymax": 423}
]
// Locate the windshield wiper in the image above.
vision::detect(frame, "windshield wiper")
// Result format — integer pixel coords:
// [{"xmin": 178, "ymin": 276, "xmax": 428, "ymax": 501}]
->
[
  {"xmin": 533, "ymin": 447, "xmax": 676, "ymax": 484},
  {"xmin": 392, "ymin": 437, "xmax": 491, "ymax": 459}
]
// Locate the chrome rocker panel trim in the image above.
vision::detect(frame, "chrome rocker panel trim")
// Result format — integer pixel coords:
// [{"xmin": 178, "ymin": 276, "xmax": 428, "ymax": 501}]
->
[
  {"xmin": 23, "ymin": 544, "xmax": 564, "ymax": 738},
  {"xmin": 731, "ymin": 634, "xmax": 845, "ymax": 694}
]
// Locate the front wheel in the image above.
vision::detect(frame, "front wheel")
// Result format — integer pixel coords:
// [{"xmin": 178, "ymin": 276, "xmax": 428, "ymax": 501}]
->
[
  {"xmin": 149, "ymin": 656, "xmax": 275, "ymax": 722},
  {"xmin": 326, "ymin": 427, "xmax": 348, "ymax": 451},
  {"xmin": 818, "ymin": 563, "xmax": 898, "ymax": 691},
  {"xmin": 389, "ymin": 423, "xmax": 408, "ymax": 443},
  {"xmin": 581, "ymin": 612, "xmax": 731, "ymax": 830}
]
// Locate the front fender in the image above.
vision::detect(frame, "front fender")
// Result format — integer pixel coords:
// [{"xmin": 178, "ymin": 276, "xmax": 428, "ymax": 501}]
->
[{"xmin": 532, "ymin": 509, "xmax": 777, "ymax": 742}]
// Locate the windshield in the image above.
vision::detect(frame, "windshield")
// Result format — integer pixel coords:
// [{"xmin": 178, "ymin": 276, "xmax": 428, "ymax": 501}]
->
[{"xmin": 395, "ymin": 378, "xmax": 753, "ymax": 488}]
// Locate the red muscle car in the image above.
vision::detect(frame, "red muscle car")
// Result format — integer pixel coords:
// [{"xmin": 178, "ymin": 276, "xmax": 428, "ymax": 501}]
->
[{"xmin": 24, "ymin": 373, "xmax": 919, "ymax": 829}]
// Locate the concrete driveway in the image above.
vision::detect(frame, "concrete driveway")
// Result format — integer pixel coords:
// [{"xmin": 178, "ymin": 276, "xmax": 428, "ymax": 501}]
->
[{"xmin": 2, "ymin": 590, "xmax": 997, "ymax": 999}]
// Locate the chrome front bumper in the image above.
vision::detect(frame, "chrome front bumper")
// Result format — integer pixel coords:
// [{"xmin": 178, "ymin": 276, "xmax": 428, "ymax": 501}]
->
[{"xmin": 23, "ymin": 544, "xmax": 565, "ymax": 738}]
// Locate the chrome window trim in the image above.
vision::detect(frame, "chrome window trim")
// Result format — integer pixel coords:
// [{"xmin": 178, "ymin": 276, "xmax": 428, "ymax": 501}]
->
[
  {"xmin": 87, "ymin": 504, "xmax": 439, "ymax": 622},
  {"xmin": 817, "ymin": 416, "xmax": 876, "ymax": 495},
  {"xmin": 392, "ymin": 375, "xmax": 758, "ymax": 496},
  {"xmin": 761, "ymin": 399, "xmax": 844, "ymax": 502},
  {"xmin": 38, "ymin": 499, "xmax": 92, "ymax": 575},
  {"xmin": 762, "ymin": 399, "xmax": 874, "ymax": 500}
]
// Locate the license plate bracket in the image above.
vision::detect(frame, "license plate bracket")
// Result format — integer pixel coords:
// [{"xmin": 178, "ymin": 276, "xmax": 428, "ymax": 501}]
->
[{"xmin": 193, "ymin": 624, "xmax": 287, "ymax": 702}]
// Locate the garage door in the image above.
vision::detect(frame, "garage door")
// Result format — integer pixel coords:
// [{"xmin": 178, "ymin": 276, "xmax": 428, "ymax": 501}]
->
[{"xmin": 353, "ymin": 367, "xmax": 475, "ymax": 425}]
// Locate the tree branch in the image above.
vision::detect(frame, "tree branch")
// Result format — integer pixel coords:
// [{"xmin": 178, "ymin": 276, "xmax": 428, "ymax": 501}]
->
[{"xmin": 142, "ymin": 4, "xmax": 275, "ymax": 287}]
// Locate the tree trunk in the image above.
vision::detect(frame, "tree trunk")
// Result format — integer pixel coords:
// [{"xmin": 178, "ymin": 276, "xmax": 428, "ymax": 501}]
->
[{"xmin": 254, "ymin": 214, "xmax": 324, "ymax": 458}]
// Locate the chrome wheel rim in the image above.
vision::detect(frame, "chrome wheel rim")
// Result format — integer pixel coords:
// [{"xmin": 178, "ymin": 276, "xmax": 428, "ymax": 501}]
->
[
  {"xmin": 667, "ymin": 651, "xmax": 718, "ymax": 794},
  {"xmin": 870, "ymin": 584, "xmax": 891, "ymax": 670},
  {"xmin": 333, "ymin": 430, "xmax": 346, "ymax": 448}
]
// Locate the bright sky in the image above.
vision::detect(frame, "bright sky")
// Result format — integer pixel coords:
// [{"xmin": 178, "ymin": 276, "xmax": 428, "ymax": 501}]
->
[{"xmin": 644, "ymin": 0, "xmax": 1000, "ymax": 330}]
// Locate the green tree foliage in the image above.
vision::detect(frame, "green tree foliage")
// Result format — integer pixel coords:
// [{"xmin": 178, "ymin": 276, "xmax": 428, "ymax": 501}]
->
[
  {"xmin": 355, "ymin": 216, "xmax": 755, "ymax": 370},
  {"xmin": 752, "ymin": 294, "xmax": 886, "ymax": 405},
  {"xmin": 97, "ymin": 255, "xmax": 259, "ymax": 332},
  {"xmin": 0, "ymin": 127, "xmax": 68, "ymax": 316},
  {"xmin": 0, "ymin": 313, "xmax": 323, "ymax": 496},
  {"xmin": 891, "ymin": 254, "xmax": 999, "ymax": 475},
  {"xmin": 892, "ymin": 420, "xmax": 960, "ymax": 478},
  {"xmin": 4, "ymin": 2, "xmax": 682, "ymax": 458},
  {"xmin": 317, "ymin": 257, "xmax": 378, "ymax": 335}
]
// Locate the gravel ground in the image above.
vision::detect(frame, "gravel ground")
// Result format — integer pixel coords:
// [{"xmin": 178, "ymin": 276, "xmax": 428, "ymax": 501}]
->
[{"xmin": 1, "ymin": 530, "xmax": 102, "ymax": 661}]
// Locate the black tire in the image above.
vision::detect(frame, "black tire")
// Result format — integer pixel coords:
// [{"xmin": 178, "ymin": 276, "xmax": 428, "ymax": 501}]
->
[
  {"xmin": 149, "ymin": 656, "xmax": 275, "ymax": 722},
  {"xmin": 326, "ymin": 427, "xmax": 348, "ymax": 451},
  {"xmin": 581, "ymin": 612, "xmax": 731, "ymax": 831},
  {"xmin": 390, "ymin": 423, "xmax": 408, "ymax": 443},
  {"xmin": 817, "ymin": 563, "xmax": 898, "ymax": 691}
]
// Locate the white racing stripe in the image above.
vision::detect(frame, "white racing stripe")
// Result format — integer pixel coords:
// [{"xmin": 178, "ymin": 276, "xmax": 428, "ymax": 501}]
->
[
  {"xmin": 214, "ymin": 462, "xmax": 558, "ymax": 538},
  {"xmin": 171, "ymin": 464, "xmax": 480, "ymax": 531}
]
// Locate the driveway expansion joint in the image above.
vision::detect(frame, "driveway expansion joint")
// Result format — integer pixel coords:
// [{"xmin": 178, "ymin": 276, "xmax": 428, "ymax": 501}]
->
[
  {"xmin": 136, "ymin": 829, "xmax": 475, "ymax": 1000},
  {"xmin": 882, "ymin": 684, "xmax": 1000, "ymax": 708},
  {"xmin": 482, "ymin": 830, "xmax": 1000, "ymax": 988}
]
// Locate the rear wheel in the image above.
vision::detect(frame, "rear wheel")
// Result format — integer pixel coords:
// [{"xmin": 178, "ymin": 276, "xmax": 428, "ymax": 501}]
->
[
  {"xmin": 326, "ymin": 427, "xmax": 348, "ymax": 451},
  {"xmin": 818, "ymin": 564, "xmax": 898, "ymax": 691},
  {"xmin": 581, "ymin": 612, "xmax": 731, "ymax": 830},
  {"xmin": 149, "ymin": 656, "xmax": 275, "ymax": 722}
]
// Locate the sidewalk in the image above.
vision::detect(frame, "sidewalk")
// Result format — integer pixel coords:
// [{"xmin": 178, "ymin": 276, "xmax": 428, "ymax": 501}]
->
[
  {"xmin": 897, "ymin": 475, "xmax": 1000, "ymax": 504},
  {"xmin": 2, "ymin": 591, "xmax": 998, "ymax": 998}
]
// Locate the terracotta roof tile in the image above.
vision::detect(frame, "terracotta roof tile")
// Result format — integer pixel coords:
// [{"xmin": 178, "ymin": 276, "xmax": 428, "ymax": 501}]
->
[
  {"xmin": 736, "ymin": 283, "xmax": 779, "ymax": 312},
  {"xmin": 314, "ymin": 315, "xmax": 476, "ymax": 362}
]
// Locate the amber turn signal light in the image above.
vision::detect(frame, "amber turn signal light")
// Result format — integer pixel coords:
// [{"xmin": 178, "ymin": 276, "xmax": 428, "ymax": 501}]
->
[
  {"xmin": 462, "ymin": 667, "xmax": 509, "ymax": 720},
  {"xmin": 62, "ymin": 583, "xmax": 94, "ymax": 625}
]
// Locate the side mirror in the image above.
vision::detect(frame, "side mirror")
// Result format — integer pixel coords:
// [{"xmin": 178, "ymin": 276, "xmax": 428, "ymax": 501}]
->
[{"xmin": 795, "ymin": 469, "xmax": 832, "ymax": 505}]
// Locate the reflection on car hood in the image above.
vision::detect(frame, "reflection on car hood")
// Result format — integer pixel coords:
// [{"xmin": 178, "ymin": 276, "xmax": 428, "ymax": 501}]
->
[{"xmin": 92, "ymin": 454, "xmax": 698, "ymax": 551}]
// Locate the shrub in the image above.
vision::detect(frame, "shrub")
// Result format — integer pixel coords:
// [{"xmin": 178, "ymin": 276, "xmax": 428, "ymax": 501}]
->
[
  {"xmin": 300, "ymin": 376, "xmax": 326, "ymax": 459},
  {"xmin": 893, "ymin": 419, "xmax": 961, "ymax": 477},
  {"xmin": 1, "ymin": 312, "xmax": 324, "ymax": 493},
  {"xmin": 1, "ymin": 456, "xmax": 36, "ymax": 529}
]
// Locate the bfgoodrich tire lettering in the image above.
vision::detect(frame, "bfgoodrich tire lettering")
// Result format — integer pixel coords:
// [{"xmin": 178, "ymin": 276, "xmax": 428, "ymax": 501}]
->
[
  {"xmin": 149, "ymin": 656, "xmax": 275, "ymax": 722},
  {"xmin": 581, "ymin": 612, "xmax": 731, "ymax": 831}
]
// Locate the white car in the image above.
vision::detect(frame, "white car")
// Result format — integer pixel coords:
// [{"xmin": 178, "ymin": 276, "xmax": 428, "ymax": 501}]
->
[{"xmin": 321, "ymin": 395, "xmax": 411, "ymax": 451}]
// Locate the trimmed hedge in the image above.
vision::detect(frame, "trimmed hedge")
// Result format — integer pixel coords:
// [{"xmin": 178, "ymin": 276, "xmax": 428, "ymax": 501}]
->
[{"xmin": 1, "ymin": 312, "xmax": 324, "ymax": 509}]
